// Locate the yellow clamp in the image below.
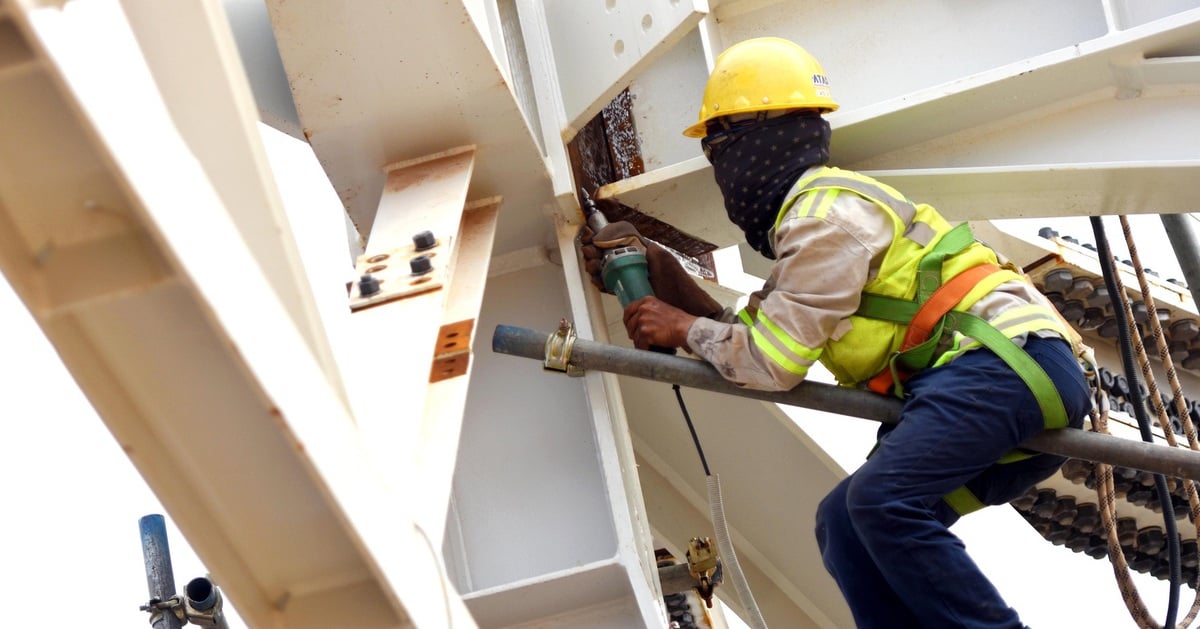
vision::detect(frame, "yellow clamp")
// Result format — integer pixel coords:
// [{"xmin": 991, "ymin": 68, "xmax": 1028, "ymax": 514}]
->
[
  {"xmin": 544, "ymin": 319, "xmax": 584, "ymax": 377},
  {"xmin": 687, "ymin": 537, "xmax": 718, "ymax": 582},
  {"xmin": 687, "ymin": 537, "xmax": 720, "ymax": 608}
]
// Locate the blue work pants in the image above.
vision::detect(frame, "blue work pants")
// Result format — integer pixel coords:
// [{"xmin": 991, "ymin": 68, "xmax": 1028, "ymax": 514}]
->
[{"xmin": 814, "ymin": 336, "xmax": 1091, "ymax": 628}]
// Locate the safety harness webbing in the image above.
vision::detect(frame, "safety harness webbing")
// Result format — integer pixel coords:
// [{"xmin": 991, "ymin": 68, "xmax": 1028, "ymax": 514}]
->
[
  {"xmin": 856, "ymin": 223, "xmax": 1068, "ymax": 432},
  {"xmin": 865, "ymin": 263, "xmax": 1001, "ymax": 396},
  {"xmin": 855, "ymin": 223, "xmax": 1070, "ymax": 511}
]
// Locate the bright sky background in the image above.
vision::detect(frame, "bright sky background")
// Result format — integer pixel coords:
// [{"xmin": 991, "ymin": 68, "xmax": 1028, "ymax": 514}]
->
[{"xmin": 0, "ymin": 113, "xmax": 1195, "ymax": 629}]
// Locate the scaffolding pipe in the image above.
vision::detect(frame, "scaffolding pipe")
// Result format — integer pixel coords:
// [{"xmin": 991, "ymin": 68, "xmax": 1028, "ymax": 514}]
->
[
  {"xmin": 1160, "ymin": 214, "xmax": 1200, "ymax": 308},
  {"xmin": 139, "ymin": 514, "xmax": 184, "ymax": 629},
  {"xmin": 493, "ymin": 324, "xmax": 1200, "ymax": 480}
]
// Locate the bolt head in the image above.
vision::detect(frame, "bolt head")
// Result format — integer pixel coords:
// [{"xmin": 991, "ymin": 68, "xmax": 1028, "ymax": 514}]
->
[
  {"xmin": 358, "ymin": 274, "xmax": 381, "ymax": 297},
  {"xmin": 410, "ymin": 255, "xmax": 433, "ymax": 275},
  {"xmin": 413, "ymin": 230, "xmax": 436, "ymax": 251}
]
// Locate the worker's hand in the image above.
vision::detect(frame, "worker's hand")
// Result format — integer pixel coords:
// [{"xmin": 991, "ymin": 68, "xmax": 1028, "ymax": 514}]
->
[
  {"xmin": 580, "ymin": 222, "xmax": 724, "ymax": 319},
  {"xmin": 579, "ymin": 221, "xmax": 645, "ymax": 292},
  {"xmin": 623, "ymin": 296, "xmax": 698, "ymax": 351}
]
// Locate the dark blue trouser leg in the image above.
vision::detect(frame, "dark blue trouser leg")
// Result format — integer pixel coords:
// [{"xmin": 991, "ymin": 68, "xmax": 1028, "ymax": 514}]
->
[
  {"xmin": 814, "ymin": 337, "xmax": 1090, "ymax": 628},
  {"xmin": 816, "ymin": 476, "xmax": 923, "ymax": 628}
]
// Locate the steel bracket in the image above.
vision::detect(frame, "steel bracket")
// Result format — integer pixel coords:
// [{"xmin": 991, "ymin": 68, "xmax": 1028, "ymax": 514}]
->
[{"xmin": 349, "ymin": 238, "xmax": 448, "ymax": 310}]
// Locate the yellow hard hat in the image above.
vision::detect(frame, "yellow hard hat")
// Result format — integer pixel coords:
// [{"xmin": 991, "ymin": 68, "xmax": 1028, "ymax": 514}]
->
[{"xmin": 683, "ymin": 37, "xmax": 839, "ymax": 138}]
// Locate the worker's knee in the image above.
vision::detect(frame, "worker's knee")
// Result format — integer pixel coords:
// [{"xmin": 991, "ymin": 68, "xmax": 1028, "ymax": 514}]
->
[
  {"xmin": 844, "ymin": 470, "xmax": 899, "ymax": 526},
  {"xmin": 815, "ymin": 479, "xmax": 851, "ymax": 546}
]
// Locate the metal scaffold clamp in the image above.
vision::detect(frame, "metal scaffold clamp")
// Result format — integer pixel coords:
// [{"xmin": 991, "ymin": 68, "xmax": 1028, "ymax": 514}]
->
[
  {"xmin": 140, "ymin": 596, "xmax": 187, "ymax": 627},
  {"xmin": 687, "ymin": 537, "xmax": 721, "ymax": 608},
  {"xmin": 543, "ymin": 319, "xmax": 584, "ymax": 376}
]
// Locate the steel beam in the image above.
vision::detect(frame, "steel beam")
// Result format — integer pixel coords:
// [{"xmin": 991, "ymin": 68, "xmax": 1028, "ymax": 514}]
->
[
  {"xmin": 540, "ymin": 0, "xmax": 707, "ymax": 138},
  {"xmin": 0, "ymin": 3, "xmax": 473, "ymax": 627},
  {"xmin": 265, "ymin": 0, "xmax": 556, "ymax": 256},
  {"xmin": 598, "ymin": 159, "xmax": 1200, "ymax": 250}
]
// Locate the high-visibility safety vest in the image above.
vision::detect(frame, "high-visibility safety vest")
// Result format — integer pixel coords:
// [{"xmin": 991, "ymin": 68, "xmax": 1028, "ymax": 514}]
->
[
  {"xmin": 776, "ymin": 167, "xmax": 1076, "ymax": 512},
  {"xmin": 776, "ymin": 166, "xmax": 1072, "ymax": 393}
]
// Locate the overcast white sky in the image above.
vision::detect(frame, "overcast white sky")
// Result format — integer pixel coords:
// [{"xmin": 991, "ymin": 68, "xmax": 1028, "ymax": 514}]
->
[{"xmin": 0, "ymin": 122, "xmax": 1194, "ymax": 628}]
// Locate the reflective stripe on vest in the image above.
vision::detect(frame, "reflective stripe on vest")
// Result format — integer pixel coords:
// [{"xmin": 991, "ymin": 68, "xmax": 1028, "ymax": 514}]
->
[
  {"xmin": 738, "ymin": 308, "xmax": 823, "ymax": 377},
  {"xmin": 782, "ymin": 168, "xmax": 937, "ymax": 247}
]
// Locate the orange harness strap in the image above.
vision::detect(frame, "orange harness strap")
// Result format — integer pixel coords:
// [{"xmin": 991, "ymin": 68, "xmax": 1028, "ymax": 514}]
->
[{"xmin": 867, "ymin": 263, "xmax": 1001, "ymax": 395}]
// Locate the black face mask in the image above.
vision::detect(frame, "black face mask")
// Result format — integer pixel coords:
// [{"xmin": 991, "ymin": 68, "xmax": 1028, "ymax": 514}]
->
[{"xmin": 704, "ymin": 113, "xmax": 831, "ymax": 259}]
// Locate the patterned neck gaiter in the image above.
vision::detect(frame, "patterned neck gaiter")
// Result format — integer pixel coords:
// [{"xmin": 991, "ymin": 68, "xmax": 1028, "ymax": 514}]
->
[{"xmin": 707, "ymin": 113, "xmax": 831, "ymax": 259}]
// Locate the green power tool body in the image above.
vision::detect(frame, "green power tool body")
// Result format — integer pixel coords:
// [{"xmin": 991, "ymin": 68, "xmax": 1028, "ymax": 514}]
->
[{"xmin": 581, "ymin": 189, "xmax": 655, "ymax": 308}]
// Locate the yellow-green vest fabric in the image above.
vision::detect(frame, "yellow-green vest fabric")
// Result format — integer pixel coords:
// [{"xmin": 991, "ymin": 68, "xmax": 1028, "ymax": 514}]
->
[{"xmin": 775, "ymin": 166, "xmax": 1064, "ymax": 387}]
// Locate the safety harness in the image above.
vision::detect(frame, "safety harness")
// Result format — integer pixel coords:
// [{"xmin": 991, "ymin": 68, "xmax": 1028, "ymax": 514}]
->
[
  {"xmin": 855, "ymin": 223, "xmax": 1070, "ymax": 513},
  {"xmin": 777, "ymin": 168, "xmax": 1075, "ymax": 512},
  {"xmin": 858, "ymin": 222, "xmax": 1069, "ymax": 432}
]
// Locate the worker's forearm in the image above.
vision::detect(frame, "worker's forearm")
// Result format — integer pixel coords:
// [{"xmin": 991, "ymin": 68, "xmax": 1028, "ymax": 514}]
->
[{"xmin": 687, "ymin": 317, "xmax": 804, "ymax": 391}]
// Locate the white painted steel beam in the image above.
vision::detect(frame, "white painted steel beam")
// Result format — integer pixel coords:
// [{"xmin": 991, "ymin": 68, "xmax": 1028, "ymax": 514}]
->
[
  {"xmin": 541, "ymin": 0, "xmax": 707, "ymax": 139},
  {"xmin": 637, "ymin": 455, "xmax": 838, "ymax": 629},
  {"xmin": 514, "ymin": 0, "xmax": 585, "ymax": 211},
  {"xmin": 416, "ymin": 197, "xmax": 502, "ymax": 547},
  {"xmin": 621, "ymin": 364, "xmax": 854, "ymax": 628},
  {"xmin": 580, "ymin": 278, "xmax": 852, "ymax": 626},
  {"xmin": 118, "ymin": 0, "xmax": 347, "ymax": 402},
  {"xmin": 598, "ymin": 158, "xmax": 1200, "ymax": 252},
  {"xmin": 829, "ymin": 11, "xmax": 1200, "ymax": 165},
  {"xmin": 449, "ymin": 258, "xmax": 665, "ymax": 627},
  {"xmin": 343, "ymin": 146, "xmax": 480, "ymax": 541},
  {"xmin": 615, "ymin": 3, "xmax": 1199, "ymax": 249},
  {"xmin": 0, "ymin": 2, "xmax": 473, "ymax": 627},
  {"xmin": 265, "ymin": 0, "xmax": 556, "ymax": 256}
]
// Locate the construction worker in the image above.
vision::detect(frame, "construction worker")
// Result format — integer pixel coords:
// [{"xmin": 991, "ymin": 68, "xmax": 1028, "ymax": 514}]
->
[{"xmin": 581, "ymin": 37, "xmax": 1091, "ymax": 627}]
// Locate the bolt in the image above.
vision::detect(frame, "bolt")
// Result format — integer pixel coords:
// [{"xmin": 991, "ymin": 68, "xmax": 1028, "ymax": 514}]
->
[
  {"xmin": 1043, "ymin": 269, "xmax": 1074, "ymax": 294},
  {"xmin": 1010, "ymin": 486, "xmax": 1038, "ymax": 511},
  {"xmin": 1183, "ymin": 540, "xmax": 1200, "ymax": 568},
  {"xmin": 1065, "ymin": 533, "xmax": 1090, "ymax": 553},
  {"xmin": 1074, "ymin": 503, "xmax": 1099, "ymax": 534},
  {"xmin": 1170, "ymin": 319, "xmax": 1199, "ymax": 343},
  {"xmin": 1032, "ymin": 488, "xmax": 1058, "ymax": 518},
  {"xmin": 1184, "ymin": 350, "xmax": 1200, "ymax": 371},
  {"xmin": 1136, "ymin": 526, "xmax": 1165, "ymax": 555},
  {"xmin": 1084, "ymin": 535, "xmax": 1109, "ymax": 559},
  {"xmin": 413, "ymin": 230, "xmax": 436, "ymax": 251},
  {"xmin": 358, "ymin": 274, "xmax": 381, "ymax": 297},
  {"xmin": 1052, "ymin": 495, "xmax": 1078, "ymax": 526},
  {"xmin": 1066, "ymin": 277, "xmax": 1094, "ymax": 300},
  {"xmin": 1116, "ymin": 517, "xmax": 1138, "ymax": 546},
  {"xmin": 1059, "ymin": 299, "xmax": 1085, "ymax": 322},
  {"xmin": 1060, "ymin": 458, "xmax": 1091, "ymax": 484},
  {"xmin": 1130, "ymin": 551, "xmax": 1156, "ymax": 573},
  {"xmin": 1085, "ymin": 284, "xmax": 1110, "ymax": 309},
  {"xmin": 1046, "ymin": 522, "xmax": 1071, "ymax": 545},
  {"xmin": 1080, "ymin": 307, "xmax": 1105, "ymax": 330},
  {"xmin": 410, "ymin": 255, "xmax": 433, "ymax": 275},
  {"xmin": 1131, "ymin": 301, "xmax": 1149, "ymax": 323}
]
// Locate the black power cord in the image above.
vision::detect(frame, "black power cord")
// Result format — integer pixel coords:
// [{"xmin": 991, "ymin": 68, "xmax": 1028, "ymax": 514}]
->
[
  {"xmin": 674, "ymin": 384, "xmax": 711, "ymax": 477},
  {"xmin": 1091, "ymin": 216, "xmax": 1181, "ymax": 626}
]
